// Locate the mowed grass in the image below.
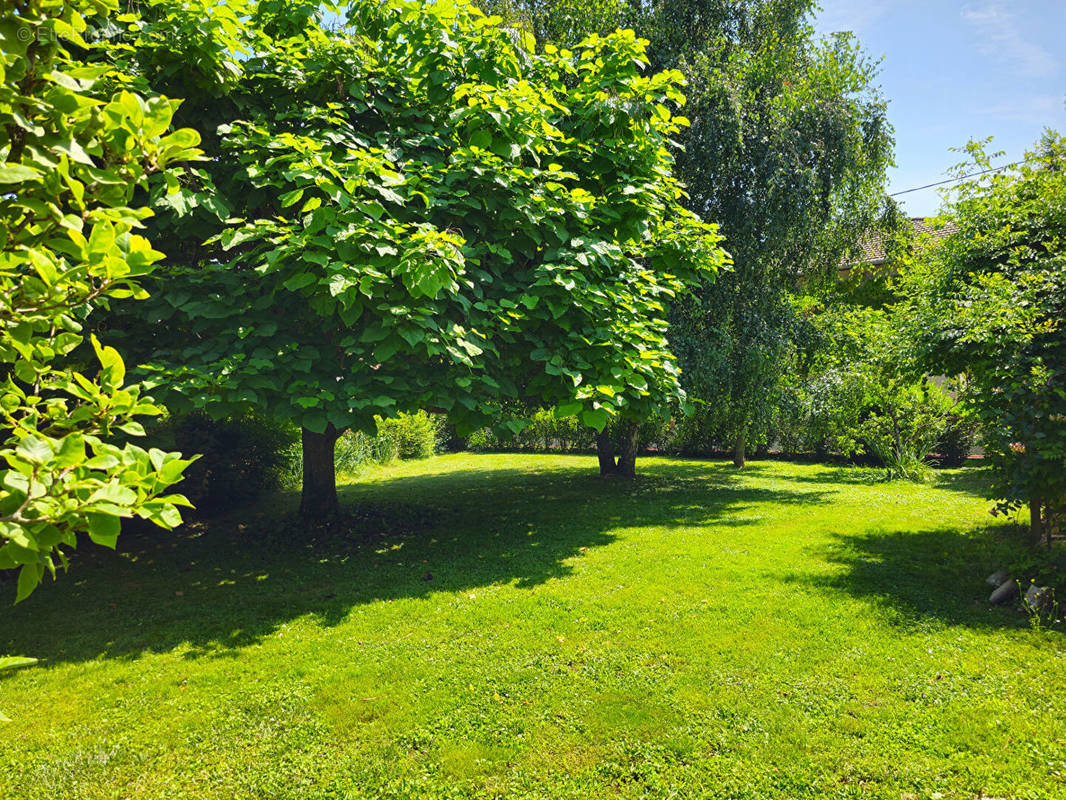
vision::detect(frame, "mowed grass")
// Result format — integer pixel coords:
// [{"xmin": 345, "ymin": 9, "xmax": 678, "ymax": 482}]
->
[{"xmin": 1, "ymin": 454, "xmax": 1064, "ymax": 799}]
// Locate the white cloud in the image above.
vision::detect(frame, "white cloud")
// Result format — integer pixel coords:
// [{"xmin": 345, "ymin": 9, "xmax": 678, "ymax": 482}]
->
[{"xmin": 962, "ymin": 2, "xmax": 1058, "ymax": 78}]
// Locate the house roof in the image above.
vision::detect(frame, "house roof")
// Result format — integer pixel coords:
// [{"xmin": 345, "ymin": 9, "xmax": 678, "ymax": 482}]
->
[{"xmin": 848, "ymin": 217, "xmax": 959, "ymax": 267}]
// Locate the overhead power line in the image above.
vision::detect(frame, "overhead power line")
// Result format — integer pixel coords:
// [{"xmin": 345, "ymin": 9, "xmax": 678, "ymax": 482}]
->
[{"xmin": 889, "ymin": 160, "xmax": 1021, "ymax": 197}]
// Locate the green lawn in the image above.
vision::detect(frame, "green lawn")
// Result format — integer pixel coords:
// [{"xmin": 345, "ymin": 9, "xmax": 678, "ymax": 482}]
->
[{"xmin": 1, "ymin": 454, "xmax": 1064, "ymax": 799}]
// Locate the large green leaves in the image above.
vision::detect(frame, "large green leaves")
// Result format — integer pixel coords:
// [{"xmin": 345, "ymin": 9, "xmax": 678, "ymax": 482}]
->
[
  {"xmin": 124, "ymin": 0, "xmax": 726, "ymax": 444},
  {"xmin": 0, "ymin": 0, "xmax": 200, "ymax": 602}
]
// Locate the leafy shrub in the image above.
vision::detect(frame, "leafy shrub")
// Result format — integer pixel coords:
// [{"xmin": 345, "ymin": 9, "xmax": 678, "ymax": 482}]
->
[
  {"xmin": 466, "ymin": 428, "xmax": 500, "ymax": 453},
  {"xmin": 762, "ymin": 306, "xmax": 959, "ymax": 477},
  {"xmin": 859, "ymin": 380, "xmax": 954, "ymax": 479},
  {"xmin": 332, "ymin": 428, "xmax": 402, "ymax": 474},
  {"xmin": 467, "ymin": 410, "xmax": 593, "ymax": 453},
  {"xmin": 376, "ymin": 412, "xmax": 437, "ymax": 460},
  {"xmin": 158, "ymin": 414, "xmax": 297, "ymax": 514},
  {"xmin": 434, "ymin": 417, "xmax": 466, "ymax": 453},
  {"xmin": 936, "ymin": 411, "xmax": 980, "ymax": 468}
]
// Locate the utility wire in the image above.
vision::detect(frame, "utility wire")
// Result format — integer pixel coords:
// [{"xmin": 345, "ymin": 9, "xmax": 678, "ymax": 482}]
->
[{"xmin": 889, "ymin": 160, "xmax": 1021, "ymax": 197}]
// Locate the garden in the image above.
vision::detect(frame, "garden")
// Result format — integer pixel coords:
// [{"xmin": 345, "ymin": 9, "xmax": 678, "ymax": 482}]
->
[{"xmin": 1, "ymin": 1, "xmax": 1064, "ymax": 798}]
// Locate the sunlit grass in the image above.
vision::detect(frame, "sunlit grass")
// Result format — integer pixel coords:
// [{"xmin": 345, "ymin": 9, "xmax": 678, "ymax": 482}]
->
[{"xmin": 1, "ymin": 454, "xmax": 1063, "ymax": 799}]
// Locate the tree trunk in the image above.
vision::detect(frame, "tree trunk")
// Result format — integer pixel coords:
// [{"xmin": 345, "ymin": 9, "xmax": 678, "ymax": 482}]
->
[
  {"xmin": 597, "ymin": 429, "xmax": 617, "ymax": 476},
  {"xmin": 615, "ymin": 420, "xmax": 640, "ymax": 478},
  {"xmin": 1029, "ymin": 496, "xmax": 1044, "ymax": 547},
  {"xmin": 300, "ymin": 425, "xmax": 341, "ymax": 519},
  {"xmin": 733, "ymin": 430, "xmax": 746, "ymax": 469}
]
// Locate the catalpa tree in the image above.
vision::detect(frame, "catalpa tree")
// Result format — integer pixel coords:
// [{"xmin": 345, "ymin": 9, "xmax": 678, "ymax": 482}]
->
[
  {"xmin": 112, "ymin": 0, "xmax": 726, "ymax": 517},
  {"xmin": 0, "ymin": 0, "xmax": 197, "ymax": 601}
]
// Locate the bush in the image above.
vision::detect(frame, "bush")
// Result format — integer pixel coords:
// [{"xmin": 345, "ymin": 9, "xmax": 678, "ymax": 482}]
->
[
  {"xmin": 434, "ymin": 417, "xmax": 466, "ymax": 452},
  {"xmin": 331, "ymin": 428, "xmax": 402, "ymax": 476},
  {"xmin": 466, "ymin": 427, "xmax": 501, "ymax": 452},
  {"xmin": 376, "ymin": 412, "xmax": 437, "ymax": 460},
  {"xmin": 935, "ymin": 412, "xmax": 980, "ymax": 468},
  {"xmin": 467, "ymin": 410, "xmax": 595, "ymax": 453},
  {"xmin": 158, "ymin": 413, "xmax": 297, "ymax": 514}
]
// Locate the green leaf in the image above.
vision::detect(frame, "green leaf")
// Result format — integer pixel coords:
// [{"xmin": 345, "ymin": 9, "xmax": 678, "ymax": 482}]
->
[
  {"xmin": 87, "ymin": 513, "xmax": 121, "ymax": 549},
  {"xmin": 15, "ymin": 563, "xmax": 42, "ymax": 603},
  {"xmin": 54, "ymin": 434, "xmax": 86, "ymax": 467},
  {"xmin": 302, "ymin": 412, "xmax": 328, "ymax": 435},
  {"xmin": 283, "ymin": 273, "xmax": 317, "ymax": 291},
  {"xmin": 0, "ymin": 657, "xmax": 38, "ymax": 672},
  {"xmin": 0, "ymin": 165, "xmax": 42, "ymax": 183},
  {"xmin": 91, "ymin": 335, "xmax": 126, "ymax": 389},
  {"xmin": 555, "ymin": 402, "xmax": 583, "ymax": 419},
  {"xmin": 279, "ymin": 188, "xmax": 304, "ymax": 208},
  {"xmin": 581, "ymin": 408, "xmax": 609, "ymax": 432},
  {"xmin": 157, "ymin": 459, "xmax": 190, "ymax": 485},
  {"xmin": 16, "ymin": 435, "xmax": 52, "ymax": 465},
  {"xmin": 362, "ymin": 200, "xmax": 385, "ymax": 220}
]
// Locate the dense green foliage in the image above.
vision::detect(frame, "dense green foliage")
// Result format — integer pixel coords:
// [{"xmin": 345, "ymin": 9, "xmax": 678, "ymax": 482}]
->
[
  {"xmin": 2, "ymin": 455, "xmax": 1061, "ymax": 797},
  {"xmin": 468, "ymin": 408, "xmax": 598, "ymax": 452},
  {"xmin": 780, "ymin": 301, "xmax": 958, "ymax": 480},
  {"xmin": 104, "ymin": 0, "xmax": 725, "ymax": 512},
  {"xmin": 376, "ymin": 411, "xmax": 439, "ymax": 461},
  {"xmin": 665, "ymin": 7, "xmax": 894, "ymax": 463},
  {"xmin": 0, "ymin": 0, "xmax": 197, "ymax": 600},
  {"xmin": 486, "ymin": 1, "xmax": 895, "ymax": 466},
  {"xmin": 152, "ymin": 413, "xmax": 296, "ymax": 514},
  {"xmin": 466, "ymin": 407, "xmax": 674, "ymax": 453},
  {"xmin": 904, "ymin": 134, "xmax": 1066, "ymax": 541}
]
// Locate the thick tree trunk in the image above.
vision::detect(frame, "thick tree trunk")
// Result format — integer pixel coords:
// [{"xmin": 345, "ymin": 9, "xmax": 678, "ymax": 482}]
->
[
  {"xmin": 615, "ymin": 420, "xmax": 640, "ymax": 478},
  {"xmin": 1029, "ymin": 496, "xmax": 1044, "ymax": 547},
  {"xmin": 300, "ymin": 425, "xmax": 341, "ymax": 519},
  {"xmin": 597, "ymin": 429, "xmax": 617, "ymax": 476},
  {"xmin": 733, "ymin": 430, "xmax": 746, "ymax": 469}
]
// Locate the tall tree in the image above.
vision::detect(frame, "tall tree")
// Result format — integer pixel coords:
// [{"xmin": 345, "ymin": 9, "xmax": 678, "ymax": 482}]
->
[
  {"xmin": 0, "ymin": 0, "xmax": 197, "ymax": 600},
  {"xmin": 107, "ymin": 0, "xmax": 726, "ymax": 516},
  {"xmin": 487, "ymin": 0, "xmax": 895, "ymax": 468},
  {"xmin": 656, "ymin": 1, "xmax": 894, "ymax": 467}
]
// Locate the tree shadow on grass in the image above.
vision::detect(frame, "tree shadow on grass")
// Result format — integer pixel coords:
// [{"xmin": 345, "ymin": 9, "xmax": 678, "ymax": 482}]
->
[
  {"xmin": 0, "ymin": 457, "xmax": 831, "ymax": 667},
  {"xmin": 930, "ymin": 467, "xmax": 995, "ymax": 498},
  {"xmin": 739, "ymin": 461, "xmax": 994, "ymax": 500},
  {"xmin": 788, "ymin": 523, "xmax": 1039, "ymax": 631}
]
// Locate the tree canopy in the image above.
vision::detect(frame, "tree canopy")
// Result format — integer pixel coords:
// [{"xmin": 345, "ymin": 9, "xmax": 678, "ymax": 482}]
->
[{"xmin": 104, "ymin": 0, "xmax": 726, "ymax": 514}]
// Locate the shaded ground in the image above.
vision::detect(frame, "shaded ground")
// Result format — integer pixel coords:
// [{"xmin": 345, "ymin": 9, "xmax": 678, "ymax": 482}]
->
[{"xmin": 1, "ymin": 454, "xmax": 1063, "ymax": 800}]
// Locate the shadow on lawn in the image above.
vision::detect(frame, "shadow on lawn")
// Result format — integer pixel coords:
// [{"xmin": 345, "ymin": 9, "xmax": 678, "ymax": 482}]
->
[
  {"xmin": 791, "ymin": 524, "xmax": 1036, "ymax": 630},
  {"xmin": 1, "ymin": 459, "xmax": 830, "ymax": 666},
  {"xmin": 740, "ymin": 461, "xmax": 993, "ymax": 499}
]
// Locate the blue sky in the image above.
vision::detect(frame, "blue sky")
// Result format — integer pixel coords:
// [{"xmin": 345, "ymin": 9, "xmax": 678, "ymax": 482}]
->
[{"xmin": 812, "ymin": 1, "xmax": 1066, "ymax": 216}]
